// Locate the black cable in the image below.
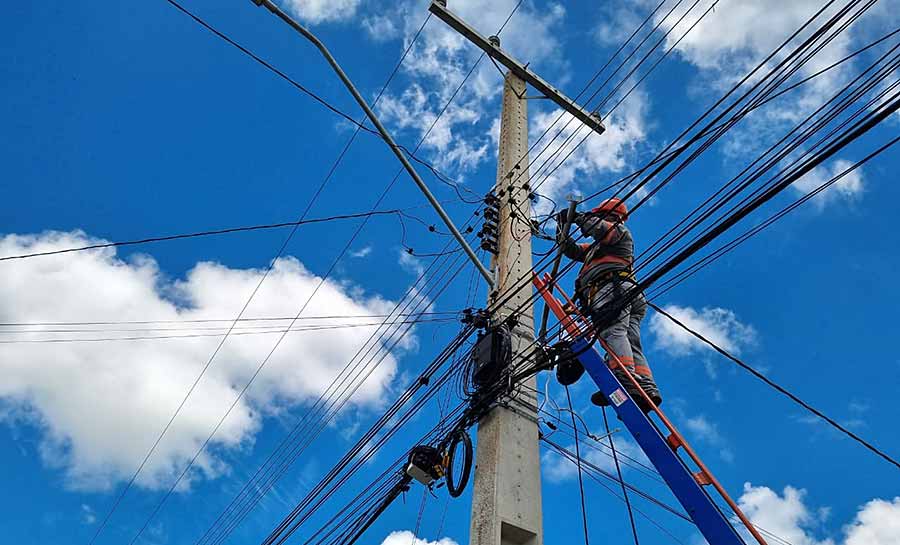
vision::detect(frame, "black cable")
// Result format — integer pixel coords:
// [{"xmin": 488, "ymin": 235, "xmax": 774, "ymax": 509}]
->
[
  {"xmin": 199, "ymin": 26, "xmax": 497, "ymax": 534},
  {"xmin": 0, "ymin": 209, "xmax": 443, "ymax": 262},
  {"xmin": 633, "ymin": 3, "xmax": 891, "ymax": 273},
  {"xmin": 0, "ymin": 310, "xmax": 460, "ymax": 328},
  {"xmin": 565, "ymin": 385, "xmax": 590, "ymax": 545},
  {"xmin": 602, "ymin": 407, "xmax": 640, "ymax": 545},
  {"xmin": 637, "ymin": 88, "xmax": 900, "ymax": 294},
  {"xmin": 648, "ymin": 133, "xmax": 900, "ymax": 299},
  {"xmin": 0, "ymin": 318, "xmax": 458, "ymax": 344},
  {"xmin": 648, "ymin": 302, "xmax": 900, "ymax": 471},
  {"xmin": 117, "ymin": 5, "xmax": 450, "ymax": 544},
  {"xmin": 411, "ymin": 488, "xmax": 428, "ymax": 544},
  {"xmin": 200, "ymin": 247, "xmax": 472, "ymax": 545}
]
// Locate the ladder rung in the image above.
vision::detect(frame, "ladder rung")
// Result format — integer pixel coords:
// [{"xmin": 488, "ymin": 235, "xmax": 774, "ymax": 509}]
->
[
  {"xmin": 693, "ymin": 471, "xmax": 712, "ymax": 486},
  {"xmin": 666, "ymin": 433, "xmax": 682, "ymax": 451}
]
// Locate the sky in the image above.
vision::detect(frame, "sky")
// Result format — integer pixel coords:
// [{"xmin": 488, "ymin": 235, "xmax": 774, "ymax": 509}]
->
[{"xmin": 2, "ymin": 1, "xmax": 900, "ymax": 545}]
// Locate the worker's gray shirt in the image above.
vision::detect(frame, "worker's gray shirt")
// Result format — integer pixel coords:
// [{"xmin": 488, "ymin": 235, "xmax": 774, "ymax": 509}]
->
[{"xmin": 560, "ymin": 216, "xmax": 634, "ymax": 293}]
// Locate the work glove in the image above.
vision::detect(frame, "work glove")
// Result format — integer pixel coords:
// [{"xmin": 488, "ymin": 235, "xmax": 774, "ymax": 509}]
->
[{"xmin": 555, "ymin": 209, "xmax": 570, "ymax": 226}]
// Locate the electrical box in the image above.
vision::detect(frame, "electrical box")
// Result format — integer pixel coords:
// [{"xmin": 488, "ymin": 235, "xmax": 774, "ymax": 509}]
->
[
  {"xmin": 405, "ymin": 445, "xmax": 443, "ymax": 486},
  {"xmin": 471, "ymin": 325, "xmax": 511, "ymax": 388}
]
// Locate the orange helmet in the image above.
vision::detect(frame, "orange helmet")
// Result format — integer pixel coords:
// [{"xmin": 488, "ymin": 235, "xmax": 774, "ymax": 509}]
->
[{"xmin": 591, "ymin": 198, "xmax": 628, "ymax": 221}]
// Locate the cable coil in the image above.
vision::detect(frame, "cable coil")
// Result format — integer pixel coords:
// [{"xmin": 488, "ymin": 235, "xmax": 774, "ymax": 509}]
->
[{"xmin": 445, "ymin": 429, "xmax": 473, "ymax": 498}]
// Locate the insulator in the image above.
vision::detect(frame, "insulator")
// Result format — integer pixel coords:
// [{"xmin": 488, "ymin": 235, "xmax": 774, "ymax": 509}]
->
[{"xmin": 480, "ymin": 240, "xmax": 498, "ymax": 253}]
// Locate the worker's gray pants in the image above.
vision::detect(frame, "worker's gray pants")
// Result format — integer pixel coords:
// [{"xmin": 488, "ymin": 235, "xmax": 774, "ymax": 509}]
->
[{"xmin": 588, "ymin": 280, "xmax": 661, "ymax": 405}]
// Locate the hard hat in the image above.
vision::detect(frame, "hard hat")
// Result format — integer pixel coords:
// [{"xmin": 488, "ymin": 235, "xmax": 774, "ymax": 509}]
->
[{"xmin": 591, "ymin": 198, "xmax": 628, "ymax": 221}]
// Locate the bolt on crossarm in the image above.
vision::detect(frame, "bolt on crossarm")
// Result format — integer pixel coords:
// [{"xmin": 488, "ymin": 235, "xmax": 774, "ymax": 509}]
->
[{"xmin": 250, "ymin": 0, "xmax": 494, "ymax": 287}]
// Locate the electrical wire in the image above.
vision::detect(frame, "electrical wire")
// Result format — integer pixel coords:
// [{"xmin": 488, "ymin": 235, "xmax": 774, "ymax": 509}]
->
[
  {"xmin": 647, "ymin": 133, "xmax": 900, "ymax": 299},
  {"xmin": 648, "ymin": 301, "xmax": 900, "ymax": 471},
  {"xmin": 0, "ymin": 310, "xmax": 461, "ymax": 328},
  {"xmin": 0, "ymin": 209, "xmax": 448, "ymax": 262},
  {"xmin": 196, "ymin": 30, "xmax": 500, "ymax": 540},
  {"xmin": 602, "ymin": 407, "xmax": 640, "ymax": 545},
  {"xmin": 0, "ymin": 318, "xmax": 457, "ymax": 345},
  {"xmin": 200, "ymin": 246, "xmax": 472, "ymax": 545},
  {"xmin": 566, "ymin": 385, "xmax": 591, "ymax": 545},
  {"xmin": 106, "ymin": 4, "xmax": 451, "ymax": 544}
]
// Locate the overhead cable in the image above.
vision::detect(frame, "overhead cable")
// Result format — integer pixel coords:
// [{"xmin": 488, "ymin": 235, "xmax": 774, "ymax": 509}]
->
[{"xmin": 648, "ymin": 302, "xmax": 900, "ymax": 471}]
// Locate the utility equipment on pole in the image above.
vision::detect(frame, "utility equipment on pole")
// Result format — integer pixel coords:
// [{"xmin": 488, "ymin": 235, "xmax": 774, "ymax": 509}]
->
[{"xmin": 430, "ymin": 3, "xmax": 606, "ymax": 545}]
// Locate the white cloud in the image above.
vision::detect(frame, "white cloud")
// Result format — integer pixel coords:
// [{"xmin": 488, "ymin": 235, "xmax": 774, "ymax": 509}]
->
[
  {"xmin": 81, "ymin": 503, "xmax": 97, "ymax": 525},
  {"xmin": 380, "ymin": 531, "xmax": 459, "ymax": 545},
  {"xmin": 0, "ymin": 231, "xmax": 412, "ymax": 491},
  {"xmin": 684, "ymin": 414, "xmax": 733, "ymax": 462},
  {"xmin": 529, "ymin": 98, "xmax": 648, "ymax": 215},
  {"xmin": 362, "ymin": 14, "xmax": 400, "ymax": 42},
  {"xmin": 398, "ymin": 250, "xmax": 425, "ymax": 276},
  {"xmin": 649, "ymin": 304, "xmax": 757, "ymax": 357},
  {"xmin": 602, "ymin": 0, "xmax": 884, "ymax": 191},
  {"xmin": 350, "ymin": 246, "xmax": 373, "ymax": 258},
  {"xmin": 737, "ymin": 484, "xmax": 900, "ymax": 545},
  {"xmin": 792, "ymin": 159, "xmax": 864, "ymax": 210},
  {"xmin": 371, "ymin": 0, "xmax": 569, "ymax": 175},
  {"xmin": 281, "ymin": 0, "xmax": 360, "ymax": 25},
  {"xmin": 739, "ymin": 484, "xmax": 834, "ymax": 545},
  {"xmin": 844, "ymin": 498, "xmax": 900, "ymax": 545}
]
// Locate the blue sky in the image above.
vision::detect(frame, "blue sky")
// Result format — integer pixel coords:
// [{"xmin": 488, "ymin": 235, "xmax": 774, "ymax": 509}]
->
[{"xmin": 2, "ymin": 1, "xmax": 900, "ymax": 545}]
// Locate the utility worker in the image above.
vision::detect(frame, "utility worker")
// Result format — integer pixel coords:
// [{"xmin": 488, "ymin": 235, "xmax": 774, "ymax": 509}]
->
[{"xmin": 557, "ymin": 198, "xmax": 662, "ymax": 411}]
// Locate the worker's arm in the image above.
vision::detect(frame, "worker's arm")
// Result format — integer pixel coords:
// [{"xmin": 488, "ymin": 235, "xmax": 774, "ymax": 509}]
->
[
  {"xmin": 576, "ymin": 214, "xmax": 622, "ymax": 244},
  {"xmin": 558, "ymin": 232, "xmax": 587, "ymax": 262}
]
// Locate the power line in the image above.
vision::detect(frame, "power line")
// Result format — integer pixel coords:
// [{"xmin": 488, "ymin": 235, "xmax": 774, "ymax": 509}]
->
[
  {"xmin": 0, "ymin": 310, "xmax": 461, "ymax": 328},
  {"xmin": 90, "ymin": 2, "xmax": 439, "ymax": 542},
  {"xmin": 0, "ymin": 318, "xmax": 457, "ymax": 344},
  {"xmin": 194, "ymin": 16, "xmax": 508, "ymax": 539},
  {"xmin": 602, "ymin": 407, "xmax": 640, "ymax": 545},
  {"xmin": 565, "ymin": 385, "xmax": 591, "ymax": 545},
  {"xmin": 198, "ymin": 246, "xmax": 473, "ymax": 545},
  {"xmin": 648, "ymin": 301, "xmax": 900, "ymax": 471},
  {"xmin": 0, "ymin": 209, "xmax": 444, "ymax": 262},
  {"xmin": 647, "ymin": 132, "xmax": 900, "ymax": 299}
]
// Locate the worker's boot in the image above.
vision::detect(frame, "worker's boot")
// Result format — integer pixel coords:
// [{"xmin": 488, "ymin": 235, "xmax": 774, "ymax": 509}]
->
[
  {"xmin": 590, "ymin": 391, "xmax": 609, "ymax": 407},
  {"xmin": 636, "ymin": 376, "xmax": 663, "ymax": 409}
]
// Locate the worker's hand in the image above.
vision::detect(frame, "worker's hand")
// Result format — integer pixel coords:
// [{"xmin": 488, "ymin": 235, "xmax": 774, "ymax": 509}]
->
[{"xmin": 555, "ymin": 209, "xmax": 570, "ymax": 226}]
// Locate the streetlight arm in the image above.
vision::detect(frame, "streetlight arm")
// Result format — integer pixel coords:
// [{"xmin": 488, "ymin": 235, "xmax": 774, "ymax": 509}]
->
[{"xmin": 251, "ymin": 0, "xmax": 494, "ymax": 287}]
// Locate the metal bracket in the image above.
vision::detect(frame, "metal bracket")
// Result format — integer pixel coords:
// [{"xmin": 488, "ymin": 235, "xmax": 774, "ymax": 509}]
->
[{"xmin": 429, "ymin": 1, "xmax": 605, "ymax": 135}]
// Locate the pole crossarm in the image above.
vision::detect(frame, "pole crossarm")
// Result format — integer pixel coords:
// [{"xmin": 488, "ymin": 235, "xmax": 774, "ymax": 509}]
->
[{"xmin": 429, "ymin": 1, "xmax": 606, "ymax": 136}]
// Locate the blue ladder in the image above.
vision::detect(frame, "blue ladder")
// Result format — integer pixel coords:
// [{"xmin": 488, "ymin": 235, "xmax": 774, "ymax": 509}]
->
[{"xmin": 535, "ymin": 273, "xmax": 767, "ymax": 545}]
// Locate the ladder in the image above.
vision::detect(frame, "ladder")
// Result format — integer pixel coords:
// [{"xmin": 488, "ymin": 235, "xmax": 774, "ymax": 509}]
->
[{"xmin": 534, "ymin": 273, "xmax": 767, "ymax": 545}]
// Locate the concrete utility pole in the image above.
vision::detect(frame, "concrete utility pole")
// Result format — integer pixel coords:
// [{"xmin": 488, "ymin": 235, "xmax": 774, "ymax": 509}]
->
[
  {"xmin": 429, "ymin": 3, "xmax": 606, "ymax": 545},
  {"xmin": 468, "ymin": 69, "xmax": 543, "ymax": 545}
]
